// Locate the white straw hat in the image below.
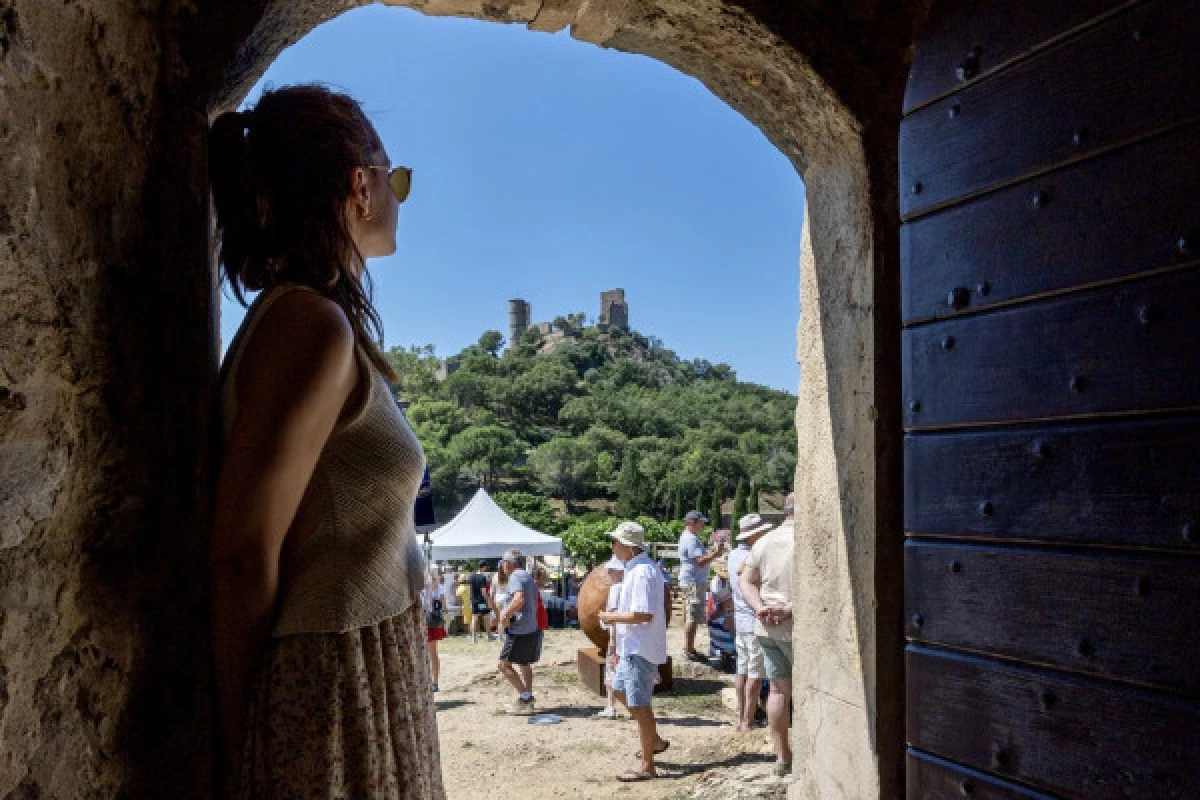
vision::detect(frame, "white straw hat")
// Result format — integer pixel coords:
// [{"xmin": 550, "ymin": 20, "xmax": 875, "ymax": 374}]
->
[
  {"xmin": 608, "ymin": 520, "xmax": 646, "ymax": 548},
  {"xmin": 736, "ymin": 513, "xmax": 773, "ymax": 541}
]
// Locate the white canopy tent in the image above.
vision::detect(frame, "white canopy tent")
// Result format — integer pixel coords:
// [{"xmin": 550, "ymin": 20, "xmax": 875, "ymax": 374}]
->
[{"xmin": 428, "ymin": 488, "xmax": 563, "ymax": 561}]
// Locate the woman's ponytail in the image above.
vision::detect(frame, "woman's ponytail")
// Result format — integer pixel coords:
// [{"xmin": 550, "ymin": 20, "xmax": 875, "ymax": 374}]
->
[{"xmin": 208, "ymin": 110, "xmax": 263, "ymax": 304}]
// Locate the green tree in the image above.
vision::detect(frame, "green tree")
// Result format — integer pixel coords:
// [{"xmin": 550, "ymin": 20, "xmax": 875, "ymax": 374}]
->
[
  {"xmin": 764, "ymin": 446, "xmax": 798, "ymax": 490},
  {"xmin": 731, "ymin": 478, "xmax": 748, "ymax": 535},
  {"xmin": 386, "ymin": 344, "xmax": 443, "ymax": 400},
  {"xmin": 749, "ymin": 483, "xmax": 760, "ymax": 514},
  {"xmin": 672, "ymin": 486, "xmax": 684, "ymax": 521},
  {"xmin": 693, "ymin": 492, "xmax": 705, "ymax": 518},
  {"xmin": 420, "ymin": 440, "xmax": 461, "ymax": 505},
  {"xmin": 446, "ymin": 425, "xmax": 523, "ymax": 490},
  {"xmin": 504, "ymin": 359, "xmax": 579, "ymax": 424},
  {"xmin": 529, "ymin": 436, "xmax": 597, "ymax": 509},
  {"xmin": 493, "ymin": 491, "xmax": 564, "ymax": 535},
  {"xmin": 442, "ymin": 369, "xmax": 497, "ymax": 409},
  {"xmin": 710, "ymin": 488, "xmax": 723, "ymax": 532},
  {"xmin": 560, "ymin": 514, "xmax": 618, "ymax": 566},
  {"xmin": 478, "ymin": 330, "xmax": 505, "ymax": 357},
  {"xmin": 407, "ymin": 399, "xmax": 468, "ymax": 445},
  {"xmin": 615, "ymin": 449, "xmax": 650, "ymax": 518}
]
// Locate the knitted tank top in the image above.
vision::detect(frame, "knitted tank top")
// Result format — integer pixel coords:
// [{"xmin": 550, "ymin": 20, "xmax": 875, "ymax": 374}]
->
[{"xmin": 219, "ymin": 284, "xmax": 428, "ymax": 636}]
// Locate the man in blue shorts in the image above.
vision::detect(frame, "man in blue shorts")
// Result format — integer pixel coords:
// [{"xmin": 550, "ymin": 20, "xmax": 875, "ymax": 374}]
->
[{"xmin": 598, "ymin": 521, "xmax": 669, "ymax": 783}]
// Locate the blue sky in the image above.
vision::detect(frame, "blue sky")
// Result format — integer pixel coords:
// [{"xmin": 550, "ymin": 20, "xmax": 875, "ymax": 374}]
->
[{"xmin": 225, "ymin": 4, "xmax": 806, "ymax": 392}]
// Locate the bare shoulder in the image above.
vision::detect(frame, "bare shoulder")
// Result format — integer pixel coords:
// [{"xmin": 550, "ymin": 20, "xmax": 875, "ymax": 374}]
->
[{"xmin": 237, "ymin": 289, "xmax": 357, "ymax": 405}]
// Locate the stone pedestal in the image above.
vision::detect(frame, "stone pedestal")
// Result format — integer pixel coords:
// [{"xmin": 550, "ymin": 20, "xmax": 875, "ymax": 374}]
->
[
  {"xmin": 578, "ymin": 646, "xmax": 607, "ymax": 695},
  {"xmin": 576, "ymin": 647, "xmax": 674, "ymax": 695}
]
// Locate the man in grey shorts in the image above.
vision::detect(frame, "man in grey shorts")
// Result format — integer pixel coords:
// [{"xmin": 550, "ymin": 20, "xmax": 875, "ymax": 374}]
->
[
  {"xmin": 739, "ymin": 493, "xmax": 796, "ymax": 776},
  {"xmin": 496, "ymin": 548, "xmax": 542, "ymax": 715},
  {"xmin": 677, "ymin": 510, "xmax": 724, "ymax": 662}
]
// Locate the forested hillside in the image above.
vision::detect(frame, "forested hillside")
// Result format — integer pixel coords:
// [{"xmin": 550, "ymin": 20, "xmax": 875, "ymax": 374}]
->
[{"xmin": 387, "ymin": 321, "xmax": 797, "ymax": 529}]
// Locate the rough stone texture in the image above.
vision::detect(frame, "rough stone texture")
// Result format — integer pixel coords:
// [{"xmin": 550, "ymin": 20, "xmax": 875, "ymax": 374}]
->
[
  {"xmin": 0, "ymin": 0, "xmax": 917, "ymax": 796},
  {"xmin": 0, "ymin": 0, "xmax": 218, "ymax": 796}
]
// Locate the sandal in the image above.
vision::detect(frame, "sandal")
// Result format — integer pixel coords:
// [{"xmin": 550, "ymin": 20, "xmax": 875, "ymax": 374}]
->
[
  {"xmin": 616, "ymin": 769, "xmax": 657, "ymax": 782},
  {"xmin": 634, "ymin": 739, "xmax": 670, "ymax": 758}
]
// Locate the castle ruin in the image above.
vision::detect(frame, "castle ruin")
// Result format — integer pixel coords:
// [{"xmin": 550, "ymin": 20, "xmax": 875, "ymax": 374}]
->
[
  {"xmin": 507, "ymin": 289, "xmax": 628, "ymax": 350},
  {"xmin": 599, "ymin": 288, "xmax": 628, "ymax": 330}
]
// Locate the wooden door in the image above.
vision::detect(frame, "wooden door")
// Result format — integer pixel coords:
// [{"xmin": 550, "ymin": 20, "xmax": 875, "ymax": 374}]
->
[{"xmin": 900, "ymin": 1, "xmax": 1200, "ymax": 797}]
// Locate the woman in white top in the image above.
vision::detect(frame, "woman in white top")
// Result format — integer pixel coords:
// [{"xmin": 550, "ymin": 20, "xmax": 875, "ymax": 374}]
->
[
  {"xmin": 596, "ymin": 557, "xmax": 626, "ymax": 719},
  {"xmin": 489, "ymin": 568, "xmax": 511, "ymax": 636},
  {"xmin": 423, "ymin": 571, "xmax": 447, "ymax": 692}
]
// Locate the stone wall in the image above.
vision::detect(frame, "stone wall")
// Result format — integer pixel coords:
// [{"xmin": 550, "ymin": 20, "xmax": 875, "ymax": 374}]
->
[{"xmin": 0, "ymin": 0, "xmax": 918, "ymax": 796}]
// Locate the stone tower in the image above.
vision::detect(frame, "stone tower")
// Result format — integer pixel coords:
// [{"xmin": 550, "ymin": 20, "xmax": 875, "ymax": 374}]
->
[
  {"xmin": 599, "ymin": 289, "xmax": 629, "ymax": 330},
  {"xmin": 508, "ymin": 298, "xmax": 531, "ymax": 348}
]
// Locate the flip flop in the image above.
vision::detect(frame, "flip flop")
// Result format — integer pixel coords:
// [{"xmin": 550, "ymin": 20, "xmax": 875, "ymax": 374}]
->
[
  {"xmin": 634, "ymin": 739, "xmax": 670, "ymax": 758},
  {"xmin": 616, "ymin": 769, "xmax": 657, "ymax": 782}
]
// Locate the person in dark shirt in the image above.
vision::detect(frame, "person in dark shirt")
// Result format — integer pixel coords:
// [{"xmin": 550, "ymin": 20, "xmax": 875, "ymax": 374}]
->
[{"xmin": 468, "ymin": 564, "xmax": 494, "ymax": 643}]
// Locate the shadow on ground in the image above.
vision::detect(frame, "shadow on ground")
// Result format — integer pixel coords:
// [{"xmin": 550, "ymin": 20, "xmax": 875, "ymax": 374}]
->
[
  {"xmin": 653, "ymin": 752, "xmax": 775, "ymax": 780},
  {"xmin": 656, "ymin": 716, "xmax": 727, "ymax": 728},
  {"xmin": 533, "ymin": 703, "xmax": 609, "ymax": 719},
  {"xmin": 662, "ymin": 677, "xmax": 727, "ymax": 696},
  {"xmin": 435, "ymin": 699, "xmax": 474, "ymax": 712}
]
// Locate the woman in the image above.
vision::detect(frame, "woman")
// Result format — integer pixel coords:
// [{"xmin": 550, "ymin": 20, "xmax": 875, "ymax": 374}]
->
[
  {"xmin": 208, "ymin": 85, "xmax": 443, "ymax": 798},
  {"xmin": 595, "ymin": 557, "xmax": 625, "ymax": 719},
  {"xmin": 424, "ymin": 571, "xmax": 447, "ymax": 692},
  {"xmin": 707, "ymin": 558, "xmax": 737, "ymax": 670},
  {"xmin": 490, "ymin": 566, "xmax": 511, "ymax": 637},
  {"xmin": 455, "ymin": 572, "xmax": 473, "ymax": 632}
]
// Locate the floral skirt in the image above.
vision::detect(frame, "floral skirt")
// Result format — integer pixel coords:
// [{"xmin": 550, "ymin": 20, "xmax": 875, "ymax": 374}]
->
[{"xmin": 230, "ymin": 605, "xmax": 445, "ymax": 799}]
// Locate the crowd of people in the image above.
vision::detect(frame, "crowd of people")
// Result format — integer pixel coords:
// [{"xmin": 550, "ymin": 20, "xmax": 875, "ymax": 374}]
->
[{"xmin": 420, "ymin": 493, "xmax": 798, "ymax": 784}]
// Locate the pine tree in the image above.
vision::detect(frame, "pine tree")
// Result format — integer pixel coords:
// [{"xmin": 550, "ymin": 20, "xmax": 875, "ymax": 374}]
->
[
  {"xmin": 749, "ymin": 483, "xmax": 760, "ymax": 514},
  {"xmin": 731, "ymin": 479, "xmax": 748, "ymax": 535},
  {"xmin": 615, "ymin": 449, "xmax": 640, "ymax": 518},
  {"xmin": 710, "ymin": 488, "xmax": 723, "ymax": 533}
]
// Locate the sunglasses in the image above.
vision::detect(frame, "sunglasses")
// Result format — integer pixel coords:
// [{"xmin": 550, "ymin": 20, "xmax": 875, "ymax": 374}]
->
[{"xmin": 366, "ymin": 165, "xmax": 412, "ymax": 204}]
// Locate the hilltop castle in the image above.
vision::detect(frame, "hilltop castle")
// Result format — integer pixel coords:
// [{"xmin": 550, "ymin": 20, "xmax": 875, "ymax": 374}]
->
[{"xmin": 508, "ymin": 289, "xmax": 629, "ymax": 351}]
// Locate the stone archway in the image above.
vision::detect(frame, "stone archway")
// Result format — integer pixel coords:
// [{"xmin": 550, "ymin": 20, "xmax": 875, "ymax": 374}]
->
[{"xmin": 0, "ymin": 2, "xmax": 915, "ymax": 797}]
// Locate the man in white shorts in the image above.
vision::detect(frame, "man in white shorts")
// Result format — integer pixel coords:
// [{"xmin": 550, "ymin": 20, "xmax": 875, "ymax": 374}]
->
[{"xmin": 728, "ymin": 512, "xmax": 773, "ymax": 731}]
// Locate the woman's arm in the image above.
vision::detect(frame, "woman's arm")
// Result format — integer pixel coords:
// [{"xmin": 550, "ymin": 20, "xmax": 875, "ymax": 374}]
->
[{"xmin": 210, "ymin": 294, "xmax": 358, "ymax": 767}]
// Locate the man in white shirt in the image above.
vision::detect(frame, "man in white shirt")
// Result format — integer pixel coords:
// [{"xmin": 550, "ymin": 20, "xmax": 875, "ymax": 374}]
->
[
  {"xmin": 728, "ymin": 512, "xmax": 774, "ymax": 731},
  {"xmin": 740, "ymin": 493, "xmax": 796, "ymax": 776},
  {"xmin": 598, "ymin": 521, "xmax": 669, "ymax": 783}
]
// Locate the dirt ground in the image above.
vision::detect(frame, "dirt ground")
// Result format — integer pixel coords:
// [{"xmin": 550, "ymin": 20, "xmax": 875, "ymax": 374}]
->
[{"xmin": 432, "ymin": 618, "xmax": 788, "ymax": 799}]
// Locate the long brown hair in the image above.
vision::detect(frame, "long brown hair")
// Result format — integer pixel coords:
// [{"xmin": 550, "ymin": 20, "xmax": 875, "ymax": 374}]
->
[{"xmin": 209, "ymin": 84, "xmax": 396, "ymax": 381}]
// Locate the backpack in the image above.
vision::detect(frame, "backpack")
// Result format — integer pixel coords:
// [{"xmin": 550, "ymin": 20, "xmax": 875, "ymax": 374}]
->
[
  {"xmin": 535, "ymin": 590, "xmax": 549, "ymax": 631},
  {"xmin": 426, "ymin": 596, "xmax": 445, "ymax": 629}
]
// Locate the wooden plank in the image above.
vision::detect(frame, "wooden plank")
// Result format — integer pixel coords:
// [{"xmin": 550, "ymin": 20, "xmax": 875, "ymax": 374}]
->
[
  {"xmin": 904, "ymin": 0, "xmax": 1129, "ymax": 112},
  {"xmin": 905, "ymin": 542, "xmax": 1200, "ymax": 694},
  {"xmin": 907, "ymin": 645, "xmax": 1200, "ymax": 799},
  {"xmin": 904, "ymin": 418, "xmax": 1200, "ymax": 550},
  {"xmin": 901, "ymin": 124, "xmax": 1200, "ymax": 324},
  {"xmin": 908, "ymin": 750, "xmax": 1059, "ymax": 800},
  {"xmin": 900, "ymin": 1, "xmax": 1200, "ymax": 218},
  {"xmin": 902, "ymin": 269, "xmax": 1200, "ymax": 429}
]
